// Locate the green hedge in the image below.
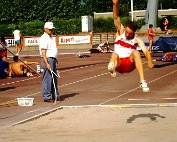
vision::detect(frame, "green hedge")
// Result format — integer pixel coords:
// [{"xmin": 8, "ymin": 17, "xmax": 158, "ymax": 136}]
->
[{"xmin": 1, "ymin": 17, "xmax": 177, "ymax": 37}]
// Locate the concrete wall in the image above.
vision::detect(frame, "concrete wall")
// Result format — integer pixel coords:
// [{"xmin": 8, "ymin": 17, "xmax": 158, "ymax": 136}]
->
[{"xmin": 94, "ymin": 9, "xmax": 177, "ymax": 20}]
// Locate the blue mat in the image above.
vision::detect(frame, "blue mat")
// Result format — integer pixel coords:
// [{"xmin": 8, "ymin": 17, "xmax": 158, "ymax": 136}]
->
[{"xmin": 145, "ymin": 37, "xmax": 177, "ymax": 52}]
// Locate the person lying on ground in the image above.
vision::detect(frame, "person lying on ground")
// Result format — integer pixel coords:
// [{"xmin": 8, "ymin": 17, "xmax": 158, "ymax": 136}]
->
[
  {"xmin": 8, "ymin": 55, "xmax": 39, "ymax": 78},
  {"xmin": 154, "ymin": 52, "xmax": 177, "ymax": 62}
]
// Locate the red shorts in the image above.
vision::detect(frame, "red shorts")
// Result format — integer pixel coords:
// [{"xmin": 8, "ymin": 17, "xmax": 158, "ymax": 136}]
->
[{"xmin": 116, "ymin": 57, "xmax": 135, "ymax": 74}]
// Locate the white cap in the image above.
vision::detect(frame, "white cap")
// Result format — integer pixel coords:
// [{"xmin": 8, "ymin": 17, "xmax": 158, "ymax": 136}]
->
[{"xmin": 44, "ymin": 22, "xmax": 55, "ymax": 29}]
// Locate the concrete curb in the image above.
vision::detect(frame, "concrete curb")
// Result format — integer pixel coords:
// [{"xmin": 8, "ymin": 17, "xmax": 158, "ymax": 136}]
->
[
  {"xmin": 60, "ymin": 103, "xmax": 177, "ymax": 108},
  {"xmin": 11, "ymin": 106, "xmax": 62, "ymax": 127}
]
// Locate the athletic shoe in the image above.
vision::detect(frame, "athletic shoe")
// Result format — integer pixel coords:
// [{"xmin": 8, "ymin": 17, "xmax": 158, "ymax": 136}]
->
[
  {"xmin": 140, "ymin": 80, "xmax": 150, "ymax": 92},
  {"xmin": 108, "ymin": 62, "xmax": 116, "ymax": 77}
]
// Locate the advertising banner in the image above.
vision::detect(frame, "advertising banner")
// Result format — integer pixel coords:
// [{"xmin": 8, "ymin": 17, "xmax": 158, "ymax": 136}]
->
[{"xmin": 59, "ymin": 35, "xmax": 90, "ymax": 45}]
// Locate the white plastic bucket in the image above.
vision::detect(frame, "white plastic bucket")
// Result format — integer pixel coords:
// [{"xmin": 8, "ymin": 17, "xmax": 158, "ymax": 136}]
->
[{"xmin": 17, "ymin": 98, "xmax": 34, "ymax": 106}]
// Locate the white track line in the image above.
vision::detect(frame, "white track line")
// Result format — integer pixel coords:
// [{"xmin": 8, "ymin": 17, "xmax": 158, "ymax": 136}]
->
[
  {"xmin": 0, "ymin": 63, "xmax": 104, "ymax": 87},
  {"xmin": 60, "ymin": 64, "xmax": 99, "ymax": 73},
  {"xmin": 2, "ymin": 61, "xmax": 177, "ymax": 107},
  {"xmin": 128, "ymin": 98, "xmax": 177, "ymax": 101},
  {"xmin": 0, "ymin": 76, "xmax": 40, "ymax": 87},
  {"xmin": 60, "ymin": 103, "xmax": 177, "ymax": 108},
  {"xmin": 99, "ymin": 68, "xmax": 177, "ymax": 105},
  {"xmin": 59, "ymin": 72, "xmax": 108, "ymax": 88},
  {"xmin": 12, "ymin": 106, "xmax": 62, "ymax": 126}
]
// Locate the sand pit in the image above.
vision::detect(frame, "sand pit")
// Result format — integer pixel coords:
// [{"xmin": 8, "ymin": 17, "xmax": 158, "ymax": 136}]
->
[{"xmin": 0, "ymin": 106, "xmax": 177, "ymax": 142}]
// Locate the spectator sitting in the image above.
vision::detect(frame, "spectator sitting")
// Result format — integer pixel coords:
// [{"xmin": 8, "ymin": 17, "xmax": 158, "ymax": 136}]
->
[
  {"xmin": 0, "ymin": 55, "xmax": 9, "ymax": 79},
  {"xmin": 8, "ymin": 55, "xmax": 39, "ymax": 78}
]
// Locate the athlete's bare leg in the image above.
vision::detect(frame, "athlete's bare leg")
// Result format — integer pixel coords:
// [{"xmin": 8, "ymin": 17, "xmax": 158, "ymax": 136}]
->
[
  {"xmin": 130, "ymin": 50, "xmax": 145, "ymax": 82},
  {"xmin": 16, "ymin": 44, "xmax": 22, "ymax": 55},
  {"xmin": 16, "ymin": 44, "xmax": 18, "ymax": 53},
  {"xmin": 131, "ymin": 50, "xmax": 150, "ymax": 92},
  {"xmin": 108, "ymin": 52, "xmax": 120, "ymax": 77},
  {"xmin": 109, "ymin": 52, "xmax": 120, "ymax": 67},
  {"xmin": 149, "ymin": 40, "xmax": 153, "ymax": 53}
]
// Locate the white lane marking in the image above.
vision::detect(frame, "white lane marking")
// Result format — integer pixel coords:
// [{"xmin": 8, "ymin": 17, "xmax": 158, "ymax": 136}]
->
[
  {"xmin": 162, "ymin": 98, "xmax": 177, "ymax": 100},
  {"xmin": 59, "ymin": 73, "xmax": 108, "ymax": 88},
  {"xmin": 1, "ymin": 60, "xmax": 177, "ymax": 107},
  {"xmin": 99, "ymin": 87, "xmax": 140, "ymax": 105},
  {"xmin": 0, "ymin": 76, "xmax": 40, "ymax": 87},
  {"xmin": 60, "ymin": 103, "xmax": 177, "ymax": 108},
  {"xmin": 12, "ymin": 106, "xmax": 62, "ymax": 126},
  {"xmin": 0, "ymin": 64, "xmax": 107, "ymax": 106},
  {"xmin": 0, "ymin": 63, "xmax": 104, "ymax": 87},
  {"xmin": 128, "ymin": 98, "xmax": 177, "ymax": 101},
  {"xmin": 99, "ymin": 68, "xmax": 177, "ymax": 105},
  {"xmin": 60, "ymin": 63, "xmax": 100, "ymax": 73},
  {"xmin": 128, "ymin": 98, "xmax": 150, "ymax": 101}
]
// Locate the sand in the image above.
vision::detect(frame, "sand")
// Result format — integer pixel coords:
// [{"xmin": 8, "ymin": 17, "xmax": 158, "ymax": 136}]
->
[{"xmin": 0, "ymin": 106, "xmax": 177, "ymax": 142}]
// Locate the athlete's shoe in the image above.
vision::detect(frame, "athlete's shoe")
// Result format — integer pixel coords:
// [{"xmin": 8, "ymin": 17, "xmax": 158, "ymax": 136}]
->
[
  {"xmin": 140, "ymin": 80, "xmax": 150, "ymax": 92},
  {"xmin": 108, "ymin": 62, "xmax": 116, "ymax": 77}
]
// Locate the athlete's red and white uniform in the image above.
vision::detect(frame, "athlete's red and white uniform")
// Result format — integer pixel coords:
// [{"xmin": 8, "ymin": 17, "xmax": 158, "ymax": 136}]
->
[{"xmin": 114, "ymin": 32, "xmax": 138, "ymax": 73}]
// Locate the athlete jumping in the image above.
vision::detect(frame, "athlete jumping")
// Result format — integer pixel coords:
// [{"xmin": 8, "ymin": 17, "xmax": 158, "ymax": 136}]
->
[{"xmin": 108, "ymin": 0, "xmax": 154, "ymax": 92}]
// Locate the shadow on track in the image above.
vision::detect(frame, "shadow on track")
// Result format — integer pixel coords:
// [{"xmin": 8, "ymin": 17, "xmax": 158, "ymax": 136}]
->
[{"xmin": 154, "ymin": 62, "xmax": 177, "ymax": 68}]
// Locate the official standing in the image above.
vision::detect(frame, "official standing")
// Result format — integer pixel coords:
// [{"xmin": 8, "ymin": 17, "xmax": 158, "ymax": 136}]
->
[{"xmin": 39, "ymin": 22, "xmax": 60, "ymax": 102}]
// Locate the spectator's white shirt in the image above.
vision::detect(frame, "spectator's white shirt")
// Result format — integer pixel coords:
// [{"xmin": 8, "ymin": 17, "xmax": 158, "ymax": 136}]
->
[
  {"xmin": 13, "ymin": 29, "xmax": 21, "ymax": 41},
  {"xmin": 39, "ymin": 32, "xmax": 58, "ymax": 58}
]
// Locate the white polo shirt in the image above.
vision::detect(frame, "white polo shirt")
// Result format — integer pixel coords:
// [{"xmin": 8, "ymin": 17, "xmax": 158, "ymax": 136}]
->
[{"xmin": 39, "ymin": 33, "xmax": 58, "ymax": 58}]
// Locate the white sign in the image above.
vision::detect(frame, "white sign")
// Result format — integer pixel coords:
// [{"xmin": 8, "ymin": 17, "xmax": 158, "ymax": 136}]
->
[
  {"xmin": 24, "ymin": 37, "xmax": 40, "ymax": 46},
  {"xmin": 59, "ymin": 35, "xmax": 90, "ymax": 44},
  {"xmin": 24, "ymin": 37, "xmax": 56, "ymax": 46},
  {"xmin": 6, "ymin": 39, "xmax": 15, "ymax": 47}
]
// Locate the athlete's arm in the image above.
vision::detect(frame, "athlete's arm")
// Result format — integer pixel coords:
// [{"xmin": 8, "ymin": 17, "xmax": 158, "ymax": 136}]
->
[
  {"xmin": 7, "ymin": 63, "xmax": 12, "ymax": 78},
  {"xmin": 112, "ymin": 0, "xmax": 124, "ymax": 36},
  {"xmin": 136, "ymin": 36, "xmax": 154, "ymax": 69},
  {"xmin": 26, "ymin": 61, "xmax": 39, "ymax": 65}
]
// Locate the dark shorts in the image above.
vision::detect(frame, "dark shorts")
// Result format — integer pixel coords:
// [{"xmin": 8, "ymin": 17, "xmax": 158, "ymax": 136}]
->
[
  {"xmin": 15, "ymin": 40, "xmax": 21, "ymax": 45},
  {"xmin": 116, "ymin": 57, "xmax": 135, "ymax": 74}
]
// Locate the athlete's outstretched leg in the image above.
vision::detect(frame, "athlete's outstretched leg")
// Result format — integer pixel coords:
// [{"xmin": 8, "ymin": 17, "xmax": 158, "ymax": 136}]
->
[{"xmin": 131, "ymin": 50, "xmax": 149, "ymax": 92}]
